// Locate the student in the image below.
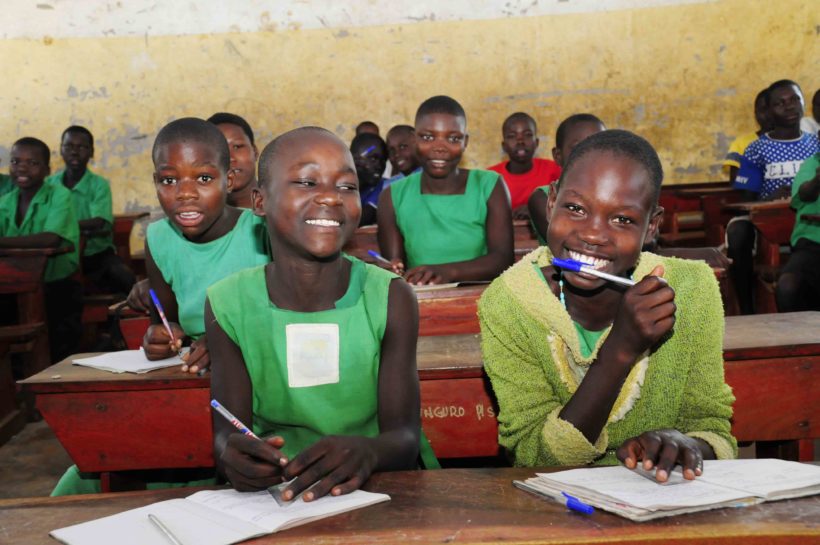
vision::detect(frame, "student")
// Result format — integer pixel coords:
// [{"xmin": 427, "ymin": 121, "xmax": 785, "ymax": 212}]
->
[
  {"xmin": 0, "ymin": 137, "xmax": 82, "ymax": 363},
  {"xmin": 385, "ymin": 124, "xmax": 420, "ymax": 183},
  {"xmin": 350, "ymin": 132, "xmax": 388, "ymax": 226},
  {"xmin": 729, "ymin": 80, "xmax": 820, "ymax": 314},
  {"xmin": 0, "ymin": 170, "xmax": 11, "ymax": 197},
  {"xmin": 356, "ymin": 120, "xmax": 380, "ymax": 136},
  {"xmin": 206, "ymin": 126, "xmax": 421, "ymax": 499},
  {"xmin": 487, "ymin": 112, "xmax": 561, "ymax": 217},
  {"xmin": 800, "ymin": 89, "xmax": 820, "ymax": 137},
  {"xmin": 776, "ymin": 153, "xmax": 820, "ymax": 311},
  {"xmin": 722, "ymin": 89, "xmax": 772, "ymax": 183},
  {"xmin": 528, "ymin": 114, "xmax": 606, "ymax": 242},
  {"xmin": 207, "ymin": 113, "xmax": 259, "ymax": 209},
  {"xmin": 377, "ymin": 95, "xmax": 513, "ymax": 285},
  {"xmin": 46, "ymin": 125, "xmax": 136, "ymax": 294},
  {"xmin": 479, "ymin": 130, "xmax": 736, "ymax": 481}
]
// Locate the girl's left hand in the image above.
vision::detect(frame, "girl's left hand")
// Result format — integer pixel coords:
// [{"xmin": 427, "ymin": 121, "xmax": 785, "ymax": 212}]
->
[
  {"xmin": 404, "ymin": 265, "xmax": 449, "ymax": 285},
  {"xmin": 181, "ymin": 336, "xmax": 210, "ymax": 373},
  {"xmin": 280, "ymin": 436, "xmax": 378, "ymax": 502},
  {"xmin": 616, "ymin": 429, "xmax": 704, "ymax": 482}
]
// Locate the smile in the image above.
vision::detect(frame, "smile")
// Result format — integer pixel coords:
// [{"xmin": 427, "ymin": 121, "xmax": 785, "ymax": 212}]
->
[
  {"xmin": 429, "ymin": 160, "xmax": 448, "ymax": 168},
  {"xmin": 305, "ymin": 219, "xmax": 341, "ymax": 227},
  {"xmin": 568, "ymin": 250, "xmax": 612, "ymax": 271}
]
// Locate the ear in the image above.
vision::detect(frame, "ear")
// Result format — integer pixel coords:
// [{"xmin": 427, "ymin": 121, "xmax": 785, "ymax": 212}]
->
[
  {"xmin": 643, "ymin": 205, "xmax": 664, "ymax": 247},
  {"xmin": 251, "ymin": 143, "xmax": 259, "ymax": 162},
  {"xmin": 152, "ymin": 172, "xmax": 160, "ymax": 186},
  {"xmin": 546, "ymin": 183, "xmax": 558, "ymax": 221},
  {"xmin": 551, "ymin": 146, "xmax": 562, "ymax": 165},
  {"xmin": 226, "ymin": 168, "xmax": 236, "ymax": 192},
  {"xmin": 533, "ymin": 137, "xmax": 540, "ymax": 152},
  {"xmin": 251, "ymin": 187, "xmax": 266, "ymax": 217},
  {"xmin": 463, "ymin": 133, "xmax": 469, "ymax": 150}
]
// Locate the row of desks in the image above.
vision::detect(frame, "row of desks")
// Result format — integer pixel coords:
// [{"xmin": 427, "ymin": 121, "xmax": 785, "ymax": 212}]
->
[
  {"xmin": 20, "ymin": 312, "xmax": 820, "ymax": 478},
  {"xmin": 3, "ymin": 466, "xmax": 820, "ymax": 545}
]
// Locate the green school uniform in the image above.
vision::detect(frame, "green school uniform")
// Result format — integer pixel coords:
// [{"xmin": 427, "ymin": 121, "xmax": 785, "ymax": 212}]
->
[
  {"xmin": 147, "ymin": 208, "xmax": 270, "ymax": 339},
  {"xmin": 0, "ymin": 174, "xmax": 12, "ymax": 197},
  {"xmin": 46, "ymin": 169, "xmax": 114, "ymax": 256},
  {"xmin": 390, "ymin": 169, "xmax": 498, "ymax": 269},
  {"xmin": 790, "ymin": 153, "xmax": 820, "ymax": 246},
  {"xmin": 0, "ymin": 183, "xmax": 79, "ymax": 281}
]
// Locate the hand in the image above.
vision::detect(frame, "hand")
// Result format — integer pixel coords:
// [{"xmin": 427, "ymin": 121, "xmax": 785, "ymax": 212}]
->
[
  {"xmin": 221, "ymin": 434, "xmax": 288, "ymax": 491},
  {"xmin": 404, "ymin": 264, "xmax": 450, "ymax": 285},
  {"xmin": 142, "ymin": 323, "xmax": 185, "ymax": 360},
  {"xmin": 181, "ymin": 335, "xmax": 209, "ymax": 373},
  {"xmin": 281, "ymin": 436, "xmax": 378, "ymax": 502},
  {"xmin": 390, "ymin": 258, "xmax": 405, "ymax": 276},
  {"xmin": 617, "ymin": 429, "xmax": 705, "ymax": 482},
  {"xmin": 605, "ymin": 265, "xmax": 676, "ymax": 365},
  {"xmin": 126, "ymin": 278, "xmax": 152, "ymax": 314}
]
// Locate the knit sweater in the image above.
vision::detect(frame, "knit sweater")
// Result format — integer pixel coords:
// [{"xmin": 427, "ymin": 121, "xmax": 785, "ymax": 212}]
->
[{"xmin": 478, "ymin": 246, "xmax": 736, "ymax": 467}]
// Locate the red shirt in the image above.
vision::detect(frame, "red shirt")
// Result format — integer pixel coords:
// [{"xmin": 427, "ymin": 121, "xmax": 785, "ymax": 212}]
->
[{"xmin": 487, "ymin": 158, "xmax": 562, "ymax": 209}]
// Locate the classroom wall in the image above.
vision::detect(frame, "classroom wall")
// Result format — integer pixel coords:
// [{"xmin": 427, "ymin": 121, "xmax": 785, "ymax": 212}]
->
[{"xmin": 1, "ymin": 0, "xmax": 817, "ymax": 247}]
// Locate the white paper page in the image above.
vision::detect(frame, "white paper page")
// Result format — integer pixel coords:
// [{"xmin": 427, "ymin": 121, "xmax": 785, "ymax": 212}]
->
[
  {"xmin": 697, "ymin": 459, "xmax": 820, "ymax": 499},
  {"xmin": 50, "ymin": 498, "xmax": 265, "ymax": 545},
  {"xmin": 187, "ymin": 488, "xmax": 390, "ymax": 533},
  {"xmin": 72, "ymin": 348, "xmax": 186, "ymax": 374},
  {"xmin": 538, "ymin": 466, "xmax": 751, "ymax": 511}
]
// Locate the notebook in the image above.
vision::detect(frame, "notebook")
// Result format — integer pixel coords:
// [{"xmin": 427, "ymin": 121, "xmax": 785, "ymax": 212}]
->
[
  {"xmin": 515, "ymin": 458, "xmax": 820, "ymax": 522},
  {"xmin": 72, "ymin": 348, "xmax": 188, "ymax": 374},
  {"xmin": 50, "ymin": 487, "xmax": 390, "ymax": 545}
]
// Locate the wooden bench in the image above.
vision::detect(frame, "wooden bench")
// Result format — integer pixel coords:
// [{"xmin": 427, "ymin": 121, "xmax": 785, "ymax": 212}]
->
[{"xmin": 657, "ymin": 181, "xmax": 731, "ymax": 247}]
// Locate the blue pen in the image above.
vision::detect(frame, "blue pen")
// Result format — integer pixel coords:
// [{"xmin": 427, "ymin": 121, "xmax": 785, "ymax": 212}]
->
[
  {"xmin": 513, "ymin": 480, "xmax": 595, "ymax": 515},
  {"xmin": 149, "ymin": 288, "xmax": 177, "ymax": 343},
  {"xmin": 360, "ymin": 144, "xmax": 376, "ymax": 158},
  {"xmin": 552, "ymin": 257, "xmax": 636, "ymax": 287},
  {"xmin": 210, "ymin": 399, "xmax": 259, "ymax": 439},
  {"xmin": 367, "ymin": 249, "xmax": 392, "ymax": 266}
]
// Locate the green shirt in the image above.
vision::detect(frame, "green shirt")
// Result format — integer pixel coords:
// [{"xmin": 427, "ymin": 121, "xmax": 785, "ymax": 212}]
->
[
  {"xmin": 46, "ymin": 169, "xmax": 114, "ymax": 256},
  {"xmin": 146, "ymin": 208, "xmax": 271, "ymax": 339},
  {"xmin": 0, "ymin": 174, "xmax": 12, "ymax": 198},
  {"xmin": 0, "ymin": 183, "xmax": 80, "ymax": 282},
  {"xmin": 790, "ymin": 153, "xmax": 820, "ymax": 246},
  {"xmin": 207, "ymin": 257, "xmax": 396, "ymax": 459},
  {"xmin": 390, "ymin": 169, "xmax": 498, "ymax": 268}
]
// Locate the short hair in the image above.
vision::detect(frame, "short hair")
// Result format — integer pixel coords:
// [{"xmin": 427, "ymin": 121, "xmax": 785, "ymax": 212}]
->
[
  {"xmin": 502, "ymin": 112, "xmax": 537, "ymax": 134},
  {"xmin": 207, "ymin": 112, "xmax": 255, "ymax": 146},
  {"xmin": 13, "ymin": 137, "xmax": 50, "ymax": 164},
  {"xmin": 386, "ymin": 124, "xmax": 415, "ymax": 140},
  {"xmin": 555, "ymin": 113, "xmax": 604, "ymax": 148},
  {"xmin": 350, "ymin": 132, "xmax": 387, "ymax": 155},
  {"xmin": 767, "ymin": 79, "xmax": 802, "ymax": 97},
  {"xmin": 61, "ymin": 125, "xmax": 94, "ymax": 146},
  {"xmin": 258, "ymin": 126, "xmax": 339, "ymax": 187},
  {"xmin": 355, "ymin": 121, "xmax": 379, "ymax": 135},
  {"xmin": 755, "ymin": 88, "xmax": 770, "ymax": 108},
  {"xmin": 415, "ymin": 95, "xmax": 466, "ymax": 125},
  {"xmin": 560, "ymin": 129, "xmax": 664, "ymax": 203},
  {"xmin": 152, "ymin": 117, "xmax": 230, "ymax": 172}
]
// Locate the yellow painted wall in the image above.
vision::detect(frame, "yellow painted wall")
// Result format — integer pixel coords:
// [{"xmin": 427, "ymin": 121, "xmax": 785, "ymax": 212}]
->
[{"xmin": 1, "ymin": 0, "xmax": 817, "ymax": 247}]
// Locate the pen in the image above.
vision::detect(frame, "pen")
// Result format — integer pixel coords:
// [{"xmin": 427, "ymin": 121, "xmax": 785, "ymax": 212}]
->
[
  {"xmin": 552, "ymin": 257, "xmax": 636, "ymax": 287},
  {"xmin": 367, "ymin": 250, "xmax": 393, "ymax": 266},
  {"xmin": 210, "ymin": 399, "xmax": 259, "ymax": 439},
  {"xmin": 148, "ymin": 513, "xmax": 185, "ymax": 545},
  {"xmin": 513, "ymin": 480, "xmax": 595, "ymax": 515},
  {"xmin": 360, "ymin": 144, "xmax": 376, "ymax": 158},
  {"xmin": 149, "ymin": 288, "xmax": 177, "ymax": 343}
]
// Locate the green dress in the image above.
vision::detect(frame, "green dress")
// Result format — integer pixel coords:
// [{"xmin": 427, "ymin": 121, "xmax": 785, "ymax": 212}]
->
[{"xmin": 390, "ymin": 169, "xmax": 498, "ymax": 268}]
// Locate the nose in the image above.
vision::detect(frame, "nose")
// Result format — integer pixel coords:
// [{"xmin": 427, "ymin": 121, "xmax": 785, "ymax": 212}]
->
[
  {"xmin": 577, "ymin": 217, "xmax": 608, "ymax": 247},
  {"xmin": 314, "ymin": 185, "xmax": 343, "ymax": 206},
  {"xmin": 175, "ymin": 178, "xmax": 199, "ymax": 200}
]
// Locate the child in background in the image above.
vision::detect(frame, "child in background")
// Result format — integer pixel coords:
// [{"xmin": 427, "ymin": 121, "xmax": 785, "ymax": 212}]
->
[
  {"xmin": 46, "ymin": 125, "xmax": 136, "ymax": 295},
  {"xmin": 729, "ymin": 80, "xmax": 820, "ymax": 314},
  {"xmin": 356, "ymin": 121, "xmax": 380, "ymax": 136},
  {"xmin": 487, "ymin": 112, "xmax": 561, "ymax": 218},
  {"xmin": 0, "ymin": 168, "xmax": 11, "ymax": 197},
  {"xmin": 529, "ymin": 114, "xmax": 606, "ymax": 242},
  {"xmin": 385, "ymin": 124, "xmax": 420, "ymax": 184},
  {"xmin": 207, "ymin": 113, "xmax": 259, "ymax": 209},
  {"xmin": 378, "ymin": 95, "xmax": 513, "ymax": 285},
  {"xmin": 206, "ymin": 127, "xmax": 421, "ymax": 499},
  {"xmin": 800, "ymin": 89, "xmax": 820, "ymax": 137},
  {"xmin": 0, "ymin": 137, "xmax": 82, "ymax": 362},
  {"xmin": 350, "ymin": 132, "xmax": 388, "ymax": 226},
  {"xmin": 722, "ymin": 89, "xmax": 772, "ymax": 183},
  {"xmin": 776, "ymin": 153, "xmax": 820, "ymax": 311},
  {"xmin": 479, "ymin": 130, "xmax": 736, "ymax": 481}
]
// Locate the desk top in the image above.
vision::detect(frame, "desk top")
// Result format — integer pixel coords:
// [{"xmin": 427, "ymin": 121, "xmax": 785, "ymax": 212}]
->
[
  {"xmin": 0, "ymin": 246, "xmax": 71, "ymax": 258},
  {"xmin": 2, "ymin": 468, "xmax": 819, "ymax": 545}
]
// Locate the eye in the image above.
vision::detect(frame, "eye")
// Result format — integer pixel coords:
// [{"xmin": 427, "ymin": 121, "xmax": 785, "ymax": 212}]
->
[
  {"xmin": 159, "ymin": 176, "xmax": 176, "ymax": 186},
  {"xmin": 338, "ymin": 180, "xmax": 359, "ymax": 192},
  {"xmin": 448, "ymin": 135, "xmax": 463, "ymax": 144},
  {"xmin": 419, "ymin": 134, "xmax": 433, "ymax": 142},
  {"xmin": 197, "ymin": 174, "xmax": 214, "ymax": 184},
  {"xmin": 294, "ymin": 178, "xmax": 316, "ymax": 187},
  {"xmin": 565, "ymin": 203, "xmax": 584, "ymax": 214},
  {"xmin": 613, "ymin": 215, "xmax": 635, "ymax": 225},
  {"xmin": 232, "ymin": 144, "xmax": 244, "ymax": 150}
]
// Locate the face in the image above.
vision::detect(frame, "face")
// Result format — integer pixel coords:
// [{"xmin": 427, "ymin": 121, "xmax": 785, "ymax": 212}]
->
[
  {"xmin": 153, "ymin": 140, "xmax": 232, "ymax": 241},
  {"xmin": 217, "ymin": 123, "xmax": 258, "ymax": 194},
  {"xmin": 386, "ymin": 131, "xmax": 418, "ymax": 175},
  {"xmin": 9, "ymin": 144, "xmax": 50, "ymax": 191},
  {"xmin": 60, "ymin": 131, "xmax": 93, "ymax": 171},
  {"xmin": 547, "ymin": 151, "xmax": 661, "ymax": 291},
  {"xmin": 502, "ymin": 117, "xmax": 539, "ymax": 165},
  {"xmin": 768, "ymin": 84, "xmax": 804, "ymax": 129},
  {"xmin": 552, "ymin": 121, "xmax": 606, "ymax": 167},
  {"xmin": 255, "ymin": 132, "xmax": 361, "ymax": 259},
  {"xmin": 351, "ymin": 140, "xmax": 386, "ymax": 190},
  {"xmin": 754, "ymin": 95, "xmax": 772, "ymax": 131},
  {"xmin": 415, "ymin": 113, "xmax": 468, "ymax": 179}
]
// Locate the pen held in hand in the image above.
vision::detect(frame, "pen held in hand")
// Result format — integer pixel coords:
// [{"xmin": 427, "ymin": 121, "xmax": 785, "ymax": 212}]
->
[
  {"xmin": 366, "ymin": 250, "xmax": 393, "ymax": 266},
  {"xmin": 552, "ymin": 257, "xmax": 636, "ymax": 287},
  {"xmin": 149, "ymin": 288, "xmax": 177, "ymax": 343},
  {"xmin": 210, "ymin": 399, "xmax": 259, "ymax": 439}
]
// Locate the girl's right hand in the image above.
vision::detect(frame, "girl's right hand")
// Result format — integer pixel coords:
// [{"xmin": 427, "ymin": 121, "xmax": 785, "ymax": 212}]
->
[
  {"xmin": 607, "ymin": 265, "xmax": 676, "ymax": 365},
  {"xmin": 126, "ymin": 278, "xmax": 152, "ymax": 314},
  {"xmin": 390, "ymin": 259, "xmax": 405, "ymax": 276},
  {"xmin": 143, "ymin": 323, "xmax": 185, "ymax": 360},
  {"xmin": 221, "ymin": 434, "xmax": 288, "ymax": 491}
]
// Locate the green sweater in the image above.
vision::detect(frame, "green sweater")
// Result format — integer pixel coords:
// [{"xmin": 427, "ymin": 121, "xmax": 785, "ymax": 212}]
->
[{"xmin": 478, "ymin": 246, "xmax": 736, "ymax": 467}]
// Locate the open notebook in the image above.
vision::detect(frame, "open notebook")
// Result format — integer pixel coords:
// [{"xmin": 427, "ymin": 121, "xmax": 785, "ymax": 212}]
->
[
  {"xmin": 51, "ymin": 487, "xmax": 390, "ymax": 545},
  {"xmin": 515, "ymin": 459, "xmax": 820, "ymax": 522},
  {"xmin": 72, "ymin": 348, "xmax": 188, "ymax": 374}
]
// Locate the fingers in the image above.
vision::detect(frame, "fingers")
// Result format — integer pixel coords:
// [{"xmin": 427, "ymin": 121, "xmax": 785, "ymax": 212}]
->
[
  {"xmin": 222, "ymin": 434, "xmax": 288, "ymax": 491},
  {"xmin": 181, "ymin": 338, "xmax": 209, "ymax": 373},
  {"xmin": 679, "ymin": 444, "xmax": 703, "ymax": 480},
  {"xmin": 390, "ymin": 259, "xmax": 405, "ymax": 276},
  {"xmin": 616, "ymin": 438, "xmax": 643, "ymax": 469},
  {"xmin": 143, "ymin": 325, "xmax": 181, "ymax": 360},
  {"xmin": 281, "ymin": 437, "xmax": 376, "ymax": 502},
  {"xmin": 126, "ymin": 279, "xmax": 152, "ymax": 314}
]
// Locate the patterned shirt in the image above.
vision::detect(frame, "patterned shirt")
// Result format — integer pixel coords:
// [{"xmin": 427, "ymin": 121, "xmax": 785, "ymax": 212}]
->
[{"xmin": 734, "ymin": 132, "xmax": 820, "ymax": 199}]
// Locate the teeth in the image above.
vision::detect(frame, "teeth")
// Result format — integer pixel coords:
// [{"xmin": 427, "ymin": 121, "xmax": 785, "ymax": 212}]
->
[
  {"xmin": 179, "ymin": 212, "xmax": 201, "ymax": 219},
  {"xmin": 306, "ymin": 219, "xmax": 340, "ymax": 227},
  {"xmin": 430, "ymin": 160, "xmax": 447, "ymax": 167},
  {"xmin": 568, "ymin": 250, "xmax": 611, "ymax": 270}
]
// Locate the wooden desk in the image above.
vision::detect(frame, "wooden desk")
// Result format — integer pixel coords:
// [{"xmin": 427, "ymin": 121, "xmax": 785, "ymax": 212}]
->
[
  {"xmin": 3, "ymin": 468, "xmax": 820, "ymax": 545},
  {"xmin": 112, "ymin": 212, "xmax": 149, "ymax": 268}
]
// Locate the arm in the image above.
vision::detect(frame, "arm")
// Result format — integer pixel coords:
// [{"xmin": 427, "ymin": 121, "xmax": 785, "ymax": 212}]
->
[
  {"xmin": 84, "ymin": 177, "xmax": 114, "ymax": 233},
  {"xmin": 0, "ymin": 232, "xmax": 61, "ymax": 248},
  {"xmin": 79, "ymin": 217, "xmax": 109, "ymax": 233},
  {"xmin": 796, "ymin": 165, "xmax": 820, "ymax": 203},
  {"xmin": 359, "ymin": 204, "xmax": 377, "ymax": 226},
  {"xmin": 527, "ymin": 188, "xmax": 549, "ymax": 242},
  {"xmin": 282, "ymin": 278, "xmax": 420, "ymax": 501},
  {"xmin": 206, "ymin": 298, "xmax": 287, "ymax": 490},
  {"xmin": 142, "ymin": 240, "xmax": 185, "ymax": 360},
  {"xmin": 405, "ymin": 177, "xmax": 514, "ymax": 284},
  {"xmin": 376, "ymin": 186, "xmax": 406, "ymax": 275}
]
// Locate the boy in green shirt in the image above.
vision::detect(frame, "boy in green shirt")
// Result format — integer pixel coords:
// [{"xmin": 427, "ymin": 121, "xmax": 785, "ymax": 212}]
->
[{"xmin": 0, "ymin": 137, "xmax": 82, "ymax": 362}]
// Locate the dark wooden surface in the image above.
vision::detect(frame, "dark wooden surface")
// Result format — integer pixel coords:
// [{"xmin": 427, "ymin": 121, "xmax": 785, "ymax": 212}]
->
[{"xmin": 3, "ymin": 467, "xmax": 820, "ymax": 545}]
